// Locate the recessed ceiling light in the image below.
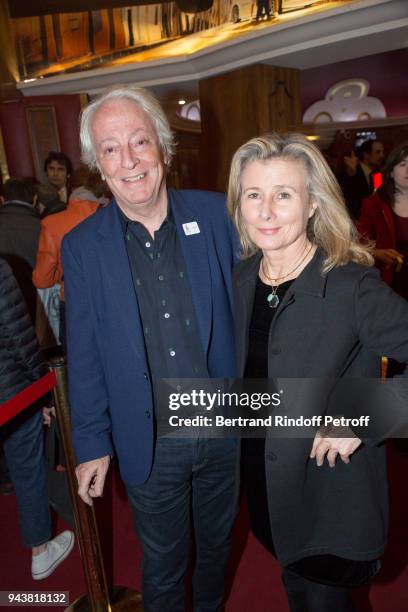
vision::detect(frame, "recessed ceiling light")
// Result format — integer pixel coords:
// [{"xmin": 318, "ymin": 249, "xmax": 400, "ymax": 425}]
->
[{"xmin": 178, "ymin": 99, "xmax": 186, "ymax": 105}]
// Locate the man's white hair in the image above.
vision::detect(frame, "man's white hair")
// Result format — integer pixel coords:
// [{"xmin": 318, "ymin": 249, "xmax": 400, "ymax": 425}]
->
[{"xmin": 80, "ymin": 85, "xmax": 175, "ymax": 170}]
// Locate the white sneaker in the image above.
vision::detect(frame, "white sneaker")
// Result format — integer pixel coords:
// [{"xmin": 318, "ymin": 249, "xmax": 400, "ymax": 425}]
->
[{"xmin": 31, "ymin": 531, "xmax": 75, "ymax": 580}]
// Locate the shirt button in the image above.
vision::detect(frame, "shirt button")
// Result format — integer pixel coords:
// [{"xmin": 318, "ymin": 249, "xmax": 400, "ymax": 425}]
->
[
  {"xmin": 158, "ymin": 275, "xmax": 164, "ymax": 281},
  {"xmin": 164, "ymin": 313, "xmax": 170, "ymax": 319},
  {"xmin": 169, "ymin": 349, "xmax": 176, "ymax": 357},
  {"xmin": 126, "ymin": 233, "xmax": 131, "ymax": 241},
  {"xmin": 143, "ymin": 372, "xmax": 149, "ymax": 380},
  {"xmin": 145, "ymin": 242, "xmax": 151, "ymax": 248},
  {"xmin": 145, "ymin": 410, "xmax": 151, "ymax": 419}
]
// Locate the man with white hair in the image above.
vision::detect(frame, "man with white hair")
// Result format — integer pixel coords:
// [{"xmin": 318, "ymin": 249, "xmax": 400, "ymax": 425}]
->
[{"xmin": 61, "ymin": 85, "xmax": 239, "ymax": 612}]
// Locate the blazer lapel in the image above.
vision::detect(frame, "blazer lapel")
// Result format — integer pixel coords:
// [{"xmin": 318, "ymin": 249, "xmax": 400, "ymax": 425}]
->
[
  {"xmin": 170, "ymin": 190, "xmax": 212, "ymax": 356},
  {"xmin": 96, "ymin": 203, "xmax": 145, "ymax": 361}
]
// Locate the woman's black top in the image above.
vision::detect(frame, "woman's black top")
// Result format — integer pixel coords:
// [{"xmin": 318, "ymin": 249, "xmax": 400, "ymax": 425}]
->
[{"xmin": 243, "ymin": 275, "xmax": 379, "ymax": 587}]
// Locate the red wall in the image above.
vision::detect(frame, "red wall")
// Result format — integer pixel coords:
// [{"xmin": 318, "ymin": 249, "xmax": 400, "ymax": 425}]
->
[
  {"xmin": 300, "ymin": 49, "xmax": 408, "ymax": 119},
  {"xmin": 0, "ymin": 94, "xmax": 82, "ymax": 179}
]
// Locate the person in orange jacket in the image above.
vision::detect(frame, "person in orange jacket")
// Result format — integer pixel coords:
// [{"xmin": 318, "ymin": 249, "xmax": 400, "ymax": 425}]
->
[{"xmin": 33, "ymin": 168, "xmax": 106, "ymax": 349}]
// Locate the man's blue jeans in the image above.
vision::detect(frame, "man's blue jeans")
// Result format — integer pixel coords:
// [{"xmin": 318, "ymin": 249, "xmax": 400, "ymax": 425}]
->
[
  {"xmin": 126, "ymin": 437, "xmax": 240, "ymax": 612},
  {"xmin": 1, "ymin": 405, "xmax": 51, "ymax": 548}
]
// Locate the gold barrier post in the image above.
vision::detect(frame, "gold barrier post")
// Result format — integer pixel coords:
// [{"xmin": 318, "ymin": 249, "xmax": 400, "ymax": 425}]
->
[{"xmin": 49, "ymin": 356, "xmax": 143, "ymax": 612}]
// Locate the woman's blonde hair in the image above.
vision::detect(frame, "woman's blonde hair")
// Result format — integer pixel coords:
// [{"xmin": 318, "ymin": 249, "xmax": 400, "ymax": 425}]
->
[{"xmin": 227, "ymin": 132, "xmax": 373, "ymax": 271}]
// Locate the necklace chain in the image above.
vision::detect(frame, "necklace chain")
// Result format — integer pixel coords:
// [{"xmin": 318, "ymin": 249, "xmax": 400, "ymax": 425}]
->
[
  {"xmin": 262, "ymin": 243, "xmax": 313, "ymax": 288},
  {"xmin": 261, "ymin": 244, "xmax": 313, "ymax": 309}
]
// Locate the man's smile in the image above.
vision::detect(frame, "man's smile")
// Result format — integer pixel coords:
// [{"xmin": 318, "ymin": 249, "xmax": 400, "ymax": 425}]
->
[{"xmin": 122, "ymin": 172, "xmax": 147, "ymax": 183}]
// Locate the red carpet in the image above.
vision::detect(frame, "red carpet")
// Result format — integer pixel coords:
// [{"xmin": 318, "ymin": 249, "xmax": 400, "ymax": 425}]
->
[{"xmin": 1, "ymin": 444, "xmax": 407, "ymax": 611}]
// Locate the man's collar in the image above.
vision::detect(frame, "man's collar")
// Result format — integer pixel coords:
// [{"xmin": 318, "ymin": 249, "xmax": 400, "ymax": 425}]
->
[
  {"xmin": 3, "ymin": 200, "xmax": 34, "ymax": 208},
  {"xmin": 0, "ymin": 200, "xmax": 37, "ymax": 214},
  {"xmin": 116, "ymin": 196, "xmax": 173, "ymax": 235}
]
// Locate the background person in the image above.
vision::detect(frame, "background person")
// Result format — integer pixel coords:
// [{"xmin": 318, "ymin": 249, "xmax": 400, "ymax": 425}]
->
[
  {"xmin": 69, "ymin": 164, "xmax": 110, "ymax": 206},
  {"xmin": 338, "ymin": 138, "xmax": 384, "ymax": 220},
  {"xmin": 228, "ymin": 132, "xmax": 408, "ymax": 612},
  {"xmin": 44, "ymin": 151, "xmax": 73, "ymax": 204},
  {"xmin": 358, "ymin": 142, "xmax": 408, "ymax": 291},
  {"xmin": 0, "ymin": 257, "xmax": 74, "ymax": 580},
  {"xmin": 62, "ymin": 85, "xmax": 239, "ymax": 612},
  {"xmin": 33, "ymin": 167, "xmax": 103, "ymax": 351},
  {"xmin": 358, "ymin": 141, "xmax": 408, "ymax": 378},
  {"xmin": 36, "ymin": 183, "xmax": 66, "ymax": 218},
  {"xmin": 0, "ymin": 178, "xmax": 41, "ymax": 324},
  {"xmin": 256, "ymin": 0, "xmax": 271, "ymax": 21}
]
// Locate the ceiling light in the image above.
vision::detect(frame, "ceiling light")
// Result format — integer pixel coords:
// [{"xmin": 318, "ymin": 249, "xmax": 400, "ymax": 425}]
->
[{"xmin": 178, "ymin": 99, "xmax": 186, "ymax": 105}]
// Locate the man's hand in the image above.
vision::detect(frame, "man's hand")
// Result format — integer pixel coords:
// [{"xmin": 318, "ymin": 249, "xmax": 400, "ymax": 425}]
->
[
  {"xmin": 374, "ymin": 248, "xmax": 403, "ymax": 267},
  {"xmin": 343, "ymin": 151, "xmax": 359, "ymax": 176},
  {"xmin": 75, "ymin": 456, "xmax": 110, "ymax": 506},
  {"xmin": 310, "ymin": 430, "xmax": 362, "ymax": 467}
]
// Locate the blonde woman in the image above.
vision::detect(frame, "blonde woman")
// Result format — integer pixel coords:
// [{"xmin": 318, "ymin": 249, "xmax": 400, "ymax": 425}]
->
[{"xmin": 228, "ymin": 133, "xmax": 408, "ymax": 611}]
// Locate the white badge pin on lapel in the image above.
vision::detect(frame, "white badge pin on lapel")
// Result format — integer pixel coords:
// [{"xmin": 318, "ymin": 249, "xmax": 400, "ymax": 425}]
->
[{"xmin": 182, "ymin": 221, "xmax": 200, "ymax": 236}]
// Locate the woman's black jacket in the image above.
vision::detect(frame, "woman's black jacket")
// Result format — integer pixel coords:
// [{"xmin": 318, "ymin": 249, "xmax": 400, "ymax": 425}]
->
[{"xmin": 234, "ymin": 248, "xmax": 408, "ymax": 567}]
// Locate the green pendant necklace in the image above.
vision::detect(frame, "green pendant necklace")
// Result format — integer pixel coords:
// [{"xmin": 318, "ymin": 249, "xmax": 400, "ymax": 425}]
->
[{"xmin": 261, "ymin": 245, "xmax": 313, "ymax": 309}]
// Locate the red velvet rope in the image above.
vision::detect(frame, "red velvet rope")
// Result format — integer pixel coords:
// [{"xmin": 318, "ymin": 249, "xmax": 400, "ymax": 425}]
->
[{"xmin": 0, "ymin": 372, "xmax": 57, "ymax": 426}]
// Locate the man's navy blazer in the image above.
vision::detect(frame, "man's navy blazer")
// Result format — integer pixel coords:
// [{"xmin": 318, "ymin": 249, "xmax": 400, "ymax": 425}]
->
[{"xmin": 61, "ymin": 189, "xmax": 238, "ymax": 486}]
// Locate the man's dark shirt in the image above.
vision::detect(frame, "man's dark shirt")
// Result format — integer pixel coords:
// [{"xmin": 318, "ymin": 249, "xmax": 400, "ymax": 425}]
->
[
  {"xmin": 118, "ymin": 200, "xmax": 208, "ymax": 382},
  {"xmin": 337, "ymin": 163, "xmax": 373, "ymax": 220}
]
